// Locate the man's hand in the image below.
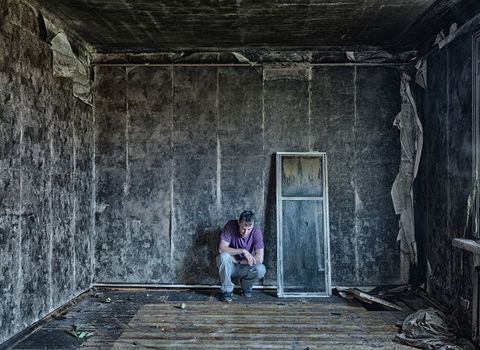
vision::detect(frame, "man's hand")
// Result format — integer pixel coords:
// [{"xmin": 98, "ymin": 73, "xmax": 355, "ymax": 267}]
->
[{"xmin": 242, "ymin": 249, "xmax": 256, "ymax": 266}]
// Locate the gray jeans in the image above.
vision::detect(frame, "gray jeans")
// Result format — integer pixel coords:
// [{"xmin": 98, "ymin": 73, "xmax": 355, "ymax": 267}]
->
[{"xmin": 216, "ymin": 252, "xmax": 266, "ymax": 293}]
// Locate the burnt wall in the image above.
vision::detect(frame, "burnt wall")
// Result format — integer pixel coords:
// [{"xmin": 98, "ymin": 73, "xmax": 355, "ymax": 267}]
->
[
  {"xmin": 0, "ymin": 0, "xmax": 94, "ymax": 344},
  {"xmin": 94, "ymin": 64, "xmax": 401, "ymax": 287},
  {"xmin": 416, "ymin": 28, "xmax": 476, "ymax": 327}
]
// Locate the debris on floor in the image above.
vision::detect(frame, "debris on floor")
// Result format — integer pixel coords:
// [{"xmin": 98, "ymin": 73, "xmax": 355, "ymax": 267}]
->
[
  {"xmin": 93, "ymin": 289, "xmax": 113, "ymax": 303},
  {"xmin": 394, "ymin": 308, "xmax": 475, "ymax": 350},
  {"xmin": 334, "ymin": 287, "xmax": 405, "ymax": 311},
  {"xmin": 66, "ymin": 324, "xmax": 95, "ymax": 340},
  {"xmin": 349, "ymin": 288, "xmax": 405, "ymax": 311}
]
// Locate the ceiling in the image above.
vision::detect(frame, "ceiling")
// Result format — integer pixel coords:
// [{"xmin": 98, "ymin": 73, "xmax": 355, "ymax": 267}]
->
[{"xmin": 31, "ymin": 0, "xmax": 469, "ymax": 53}]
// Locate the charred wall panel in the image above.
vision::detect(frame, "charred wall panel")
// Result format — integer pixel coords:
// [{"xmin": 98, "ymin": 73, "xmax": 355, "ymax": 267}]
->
[
  {"xmin": 263, "ymin": 67, "xmax": 310, "ymax": 285},
  {"xmin": 172, "ymin": 67, "xmax": 218, "ymax": 284},
  {"xmin": 354, "ymin": 67, "xmax": 401, "ymax": 285},
  {"xmin": 74, "ymin": 101, "xmax": 95, "ymax": 291},
  {"xmin": 125, "ymin": 67, "xmax": 172, "ymax": 282},
  {"xmin": 447, "ymin": 34, "xmax": 474, "ymax": 324},
  {"xmin": 217, "ymin": 67, "xmax": 264, "ymax": 224},
  {"xmin": 0, "ymin": 0, "xmax": 94, "ymax": 344},
  {"xmin": 310, "ymin": 66, "xmax": 401, "ymax": 286},
  {"xmin": 425, "ymin": 48, "xmax": 452, "ymax": 297},
  {"xmin": 94, "ymin": 66, "xmax": 127, "ymax": 282},
  {"xmin": 0, "ymin": 34, "xmax": 22, "ymax": 340},
  {"xmin": 50, "ymin": 83, "xmax": 75, "ymax": 308},
  {"xmin": 310, "ymin": 66, "xmax": 356, "ymax": 286},
  {"xmin": 420, "ymin": 30, "xmax": 474, "ymax": 326}
]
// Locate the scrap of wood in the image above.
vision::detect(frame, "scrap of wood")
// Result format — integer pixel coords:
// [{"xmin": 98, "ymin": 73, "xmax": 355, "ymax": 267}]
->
[
  {"xmin": 348, "ymin": 288, "xmax": 404, "ymax": 311},
  {"xmin": 378, "ymin": 284, "xmax": 410, "ymax": 296},
  {"xmin": 333, "ymin": 287, "xmax": 354, "ymax": 300}
]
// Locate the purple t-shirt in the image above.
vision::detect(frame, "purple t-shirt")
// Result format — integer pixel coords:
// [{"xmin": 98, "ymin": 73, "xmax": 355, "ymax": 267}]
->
[{"xmin": 220, "ymin": 220, "xmax": 264, "ymax": 261}]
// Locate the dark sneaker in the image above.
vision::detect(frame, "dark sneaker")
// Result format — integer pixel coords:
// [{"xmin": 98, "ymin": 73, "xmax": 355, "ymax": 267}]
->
[
  {"xmin": 241, "ymin": 289, "xmax": 252, "ymax": 298},
  {"xmin": 221, "ymin": 291, "xmax": 233, "ymax": 302}
]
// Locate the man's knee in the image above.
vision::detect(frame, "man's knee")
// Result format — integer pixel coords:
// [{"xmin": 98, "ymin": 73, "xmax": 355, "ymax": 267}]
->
[
  {"xmin": 252, "ymin": 263, "xmax": 266, "ymax": 278},
  {"xmin": 217, "ymin": 252, "xmax": 232, "ymax": 267}
]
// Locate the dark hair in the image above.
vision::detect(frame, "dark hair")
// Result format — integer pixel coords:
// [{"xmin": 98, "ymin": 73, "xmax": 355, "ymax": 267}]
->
[{"xmin": 239, "ymin": 210, "xmax": 255, "ymax": 224}]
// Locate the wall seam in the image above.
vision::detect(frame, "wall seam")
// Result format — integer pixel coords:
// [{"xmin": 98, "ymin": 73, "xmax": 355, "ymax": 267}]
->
[
  {"xmin": 91, "ymin": 84, "xmax": 97, "ymax": 285},
  {"xmin": 15, "ymin": 105, "xmax": 24, "ymax": 330},
  {"xmin": 446, "ymin": 49, "xmax": 451, "ymax": 239},
  {"xmin": 216, "ymin": 66, "xmax": 221, "ymax": 223},
  {"xmin": 353, "ymin": 66, "xmax": 360, "ymax": 285},
  {"xmin": 124, "ymin": 67, "xmax": 130, "ymax": 279},
  {"xmin": 308, "ymin": 67, "xmax": 312, "ymax": 151},
  {"xmin": 446, "ymin": 47, "xmax": 452, "ymax": 291},
  {"xmin": 170, "ymin": 66, "xmax": 175, "ymax": 271},
  {"xmin": 262, "ymin": 67, "xmax": 266, "ymax": 228},
  {"xmin": 71, "ymin": 103, "xmax": 77, "ymax": 293},
  {"xmin": 47, "ymin": 116, "xmax": 53, "ymax": 310}
]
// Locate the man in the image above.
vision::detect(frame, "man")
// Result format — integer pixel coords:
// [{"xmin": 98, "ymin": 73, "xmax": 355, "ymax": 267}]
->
[{"xmin": 216, "ymin": 210, "xmax": 266, "ymax": 302}]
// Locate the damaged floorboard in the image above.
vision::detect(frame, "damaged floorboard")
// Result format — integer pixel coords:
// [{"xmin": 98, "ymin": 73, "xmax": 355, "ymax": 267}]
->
[{"xmin": 5, "ymin": 289, "xmax": 412, "ymax": 349}]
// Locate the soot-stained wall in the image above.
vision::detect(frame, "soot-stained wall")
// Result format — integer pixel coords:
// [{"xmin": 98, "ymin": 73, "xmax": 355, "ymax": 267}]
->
[
  {"xmin": 0, "ymin": 0, "xmax": 95, "ymax": 344},
  {"xmin": 94, "ymin": 64, "xmax": 402, "ymax": 287},
  {"xmin": 416, "ymin": 28, "xmax": 476, "ymax": 326}
]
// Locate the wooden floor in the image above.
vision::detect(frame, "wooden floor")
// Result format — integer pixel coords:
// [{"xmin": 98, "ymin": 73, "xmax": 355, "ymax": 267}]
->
[{"xmin": 6, "ymin": 289, "xmax": 417, "ymax": 350}]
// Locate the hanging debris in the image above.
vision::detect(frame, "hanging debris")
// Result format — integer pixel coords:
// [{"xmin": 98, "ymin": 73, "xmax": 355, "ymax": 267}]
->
[
  {"xmin": 50, "ymin": 32, "xmax": 91, "ymax": 104},
  {"xmin": 391, "ymin": 73, "xmax": 424, "ymax": 282},
  {"xmin": 435, "ymin": 23, "xmax": 459, "ymax": 50},
  {"xmin": 415, "ymin": 59, "xmax": 427, "ymax": 89},
  {"xmin": 464, "ymin": 178, "xmax": 480, "ymax": 240},
  {"xmin": 232, "ymin": 52, "xmax": 256, "ymax": 65}
]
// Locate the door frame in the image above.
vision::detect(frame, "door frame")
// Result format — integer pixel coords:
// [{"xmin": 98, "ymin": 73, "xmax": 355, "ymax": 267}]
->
[{"xmin": 275, "ymin": 151, "xmax": 331, "ymax": 297}]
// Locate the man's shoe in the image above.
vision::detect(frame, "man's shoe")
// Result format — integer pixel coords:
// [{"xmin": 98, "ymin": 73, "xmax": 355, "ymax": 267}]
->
[
  {"xmin": 241, "ymin": 289, "xmax": 252, "ymax": 298},
  {"xmin": 221, "ymin": 291, "xmax": 233, "ymax": 302}
]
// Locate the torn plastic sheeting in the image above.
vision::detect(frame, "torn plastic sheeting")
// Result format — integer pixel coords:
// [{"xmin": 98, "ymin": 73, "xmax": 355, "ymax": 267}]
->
[
  {"xmin": 51, "ymin": 32, "xmax": 91, "ymax": 104},
  {"xmin": 345, "ymin": 51, "xmax": 356, "ymax": 61},
  {"xmin": 415, "ymin": 59, "xmax": 427, "ymax": 89},
  {"xmin": 348, "ymin": 51, "xmax": 393, "ymax": 62},
  {"xmin": 256, "ymin": 50, "xmax": 312, "ymax": 63},
  {"xmin": 394, "ymin": 308, "xmax": 466, "ymax": 350},
  {"xmin": 391, "ymin": 73, "xmax": 423, "ymax": 269},
  {"xmin": 232, "ymin": 52, "xmax": 257, "ymax": 65},
  {"xmin": 464, "ymin": 178, "xmax": 480, "ymax": 239},
  {"xmin": 345, "ymin": 50, "xmax": 417, "ymax": 63},
  {"xmin": 435, "ymin": 23, "xmax": 458, "ymax": 50}
]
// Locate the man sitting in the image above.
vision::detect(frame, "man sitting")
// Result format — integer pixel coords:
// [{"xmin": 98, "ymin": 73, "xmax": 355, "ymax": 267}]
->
[{"xmin": 216, "ymin": 210, "xmax": 266, "ymax": 302}]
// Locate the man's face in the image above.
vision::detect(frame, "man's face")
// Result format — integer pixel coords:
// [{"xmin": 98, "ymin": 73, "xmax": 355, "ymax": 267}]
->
[{"xmin": 238, "ymin": 221, "xmax": 254, "ymax": 237}]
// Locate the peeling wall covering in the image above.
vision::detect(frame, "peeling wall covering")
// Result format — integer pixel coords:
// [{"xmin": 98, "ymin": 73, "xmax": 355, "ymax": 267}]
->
[
  {"xmin": 94, "ymin": 64, "xmax": 401, "ymax": 287},
  {"xmin": 0, "ymin": 0, "xmax": 94, "ymax": 344},
  {"xmin": 416, "ymin": 28, "xmax": 476, "ymax": 329}
]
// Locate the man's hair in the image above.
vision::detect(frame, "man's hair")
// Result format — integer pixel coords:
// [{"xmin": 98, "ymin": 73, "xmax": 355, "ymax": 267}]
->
[{"xmin": 239, "ymin": 210, "xmax": 255, "ymax": 224}]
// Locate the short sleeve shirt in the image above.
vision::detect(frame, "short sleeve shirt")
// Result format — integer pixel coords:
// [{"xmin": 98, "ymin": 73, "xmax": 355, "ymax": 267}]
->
[{"xmin": 220, "ymin": 220, "xmax": 264, "ymax": 261}]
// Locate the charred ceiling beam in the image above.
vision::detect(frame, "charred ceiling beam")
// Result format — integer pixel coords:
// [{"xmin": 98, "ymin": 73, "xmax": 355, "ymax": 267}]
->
[{"xmin": 91, "ymin": 49, "xmax": 418, "ymax": 66}]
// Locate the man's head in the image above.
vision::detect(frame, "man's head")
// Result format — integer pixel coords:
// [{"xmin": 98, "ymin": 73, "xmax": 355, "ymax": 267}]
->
[{"xmin": 238, "ymin": 210, "xmax": 255, "ymax": 237}]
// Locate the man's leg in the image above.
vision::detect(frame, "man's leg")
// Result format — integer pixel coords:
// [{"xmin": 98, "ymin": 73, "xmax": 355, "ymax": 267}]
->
[
  {"xmin": 216, "ymin": 253, "xmax": 235, "ymax": 300},
  {"xmin": 238, "ymin": 263, "xmax": 266, "ymax": 296}
]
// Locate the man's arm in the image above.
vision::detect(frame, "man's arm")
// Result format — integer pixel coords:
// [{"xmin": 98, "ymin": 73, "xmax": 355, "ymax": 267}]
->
[
  {"xmin": 219, "ymin": 240, "xmax": 258, "ymax": 266},
  {"xmin": 238, "ymin": 248, "xmax": 263, "ymax": 266},
  {"xmin": 253, "ymin": 248, "xmax": 264, "ymax": 264},
  {"xmin": 219, "ymin": 239, "xmax": 245, "ymax": 255}
]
